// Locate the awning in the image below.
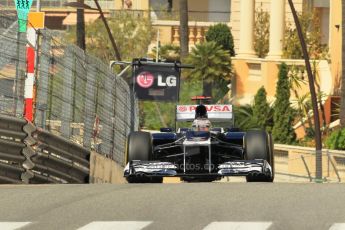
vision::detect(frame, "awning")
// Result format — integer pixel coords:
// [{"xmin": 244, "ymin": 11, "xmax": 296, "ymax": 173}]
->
[{"xmin": 63, "ymin": 13, "xmax": 100, "ymax": 26}]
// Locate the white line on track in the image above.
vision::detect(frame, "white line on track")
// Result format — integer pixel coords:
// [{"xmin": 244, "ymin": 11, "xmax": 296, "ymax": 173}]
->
[
  {"xmin": 203, "ymin": 221, "xmax": 273, "ymax": 230},
  {"xmin": 0, "ymin": 222, "xmax": 31, "ymax": 230},
  {"xmin": 330, "ymin": 223, "xmax": 345, "ymax": 230},
  {"xmin": 77, "ymin": 221, "xmax": 153, "ymax": 230}
]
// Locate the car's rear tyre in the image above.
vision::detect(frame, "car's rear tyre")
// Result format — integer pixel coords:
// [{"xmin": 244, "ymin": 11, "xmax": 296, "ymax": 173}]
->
[
  {"xmin": 244, "ymin": 130, "xmax": 274, "ymax": 182},
  {"xmin": 126, "ymin": 132, "xmax": 163, "ymax": 183}
]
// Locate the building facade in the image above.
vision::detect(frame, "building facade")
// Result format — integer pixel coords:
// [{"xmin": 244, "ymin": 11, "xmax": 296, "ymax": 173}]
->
[{"xmin": 0, "ymin": 0, "xmax": 340, "ymax": 135}]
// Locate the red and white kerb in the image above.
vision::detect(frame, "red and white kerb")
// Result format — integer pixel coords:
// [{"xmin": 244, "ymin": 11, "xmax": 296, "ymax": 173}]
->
[{"xmin": 24, "ymin": 27, "xmax": 36, "ymax": 121}]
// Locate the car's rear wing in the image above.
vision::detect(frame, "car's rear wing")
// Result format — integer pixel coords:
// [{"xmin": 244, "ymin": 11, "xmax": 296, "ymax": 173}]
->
[{"xmin": 176, "ymin": 105, "xmax": 233, "ymax": 122}]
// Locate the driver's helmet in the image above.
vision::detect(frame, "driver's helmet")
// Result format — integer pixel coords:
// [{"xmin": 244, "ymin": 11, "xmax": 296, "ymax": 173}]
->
[
  {"xmin": 193, "ymin": 105, "xmax": 211, "ymax": 131},
  {"xmin": 195, "ymin": 104, "xmax": 208, "ymax": 119}
]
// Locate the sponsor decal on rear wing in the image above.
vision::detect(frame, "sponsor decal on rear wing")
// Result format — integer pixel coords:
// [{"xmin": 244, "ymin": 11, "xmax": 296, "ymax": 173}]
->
[{"xmin": 176, "ymin": 105, "xmax": 233, "ymax": 122}]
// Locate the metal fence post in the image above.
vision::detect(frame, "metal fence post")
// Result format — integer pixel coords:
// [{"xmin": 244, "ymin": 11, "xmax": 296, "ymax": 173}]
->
[
  {"xmin": 99, "ymin": 69, "xmax": 114, "ymax": 156},
  {"xmin": 83, "ymin": 61, "xmax": 96, "ymax": 149},
  {"xmin": 111, "ymin": 75, "xmax": 117, "ymax": 160},
  {"xmin": 130, "ymin": 85, "xmax": 135, "ymax": 132},
  {"xmin": 14, "ymin": 31, "xmax": 26, "ymax": 117},
  {"xmin": 133, "ymin": 96, "xmax": 139, "ymax": 131},
  {"xmin": 60, "ymin": 46, "xmax": 74, "ymax": 138},
  {"xmin": 35, "ymin": 32, "xmax": 51, "ymax": 128},
  {"xmin": 300, "ymin": 155, "xmax": 312, "ymax": 182},
  {"xmin": 326, "ymin": 150, "xmax": 341, "ymax": 182}
]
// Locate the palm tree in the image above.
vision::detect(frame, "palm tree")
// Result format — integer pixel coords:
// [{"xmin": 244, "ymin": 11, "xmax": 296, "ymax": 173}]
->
[
  {"xmin": 292, "ymin": 92, "xmax": 313, "ymax": 133},
  {"xmin": 341, "ymin": 1, "xmax": 345, "ymax": 127},
  {"xmin": 234, "ymin": 105, "xmax": 258, "ymax": 130},
  {"xmin": 288, "ymin": 65, "xmax": 307, "ymax": 99},
  {"xmin": 187, "ymin": 41, "xmax": 231, "ymax": 98},
  {"xmin": 179, "ymin": 0, "xmax": 189, "ymax": 58},
  {"xmin": 234, "ymin": 104, "xmax": 274, "ymax": 131},
  {"xmin": 288, "ymin": 66, "xmax": 310, "ymax": 131}
]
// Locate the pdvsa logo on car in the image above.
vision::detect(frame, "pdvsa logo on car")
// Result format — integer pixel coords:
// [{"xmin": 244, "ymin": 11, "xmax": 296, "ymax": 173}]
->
[
  {"xmin": 136, "ymin": 72, "xmax": 177, "ymax": 88},
  {"xmin": 177, "ymin": 105, "xmax": 232, "ymax": 113}
]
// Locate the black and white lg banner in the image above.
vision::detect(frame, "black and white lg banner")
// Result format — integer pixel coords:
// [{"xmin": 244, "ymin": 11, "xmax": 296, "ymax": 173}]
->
[{"xmin": 134, "ymin": 65, "xmax": 180, "ymax": 102}]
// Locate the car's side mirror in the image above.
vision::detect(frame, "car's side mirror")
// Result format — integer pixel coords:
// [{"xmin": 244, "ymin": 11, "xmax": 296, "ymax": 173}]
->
[
  {"xmin": 226, "ymin": 127, "xmax": 241, "ymax": 132},
  {"xmin": 160, "ymin": 127, "xmax": 173, "ymax": 132}
]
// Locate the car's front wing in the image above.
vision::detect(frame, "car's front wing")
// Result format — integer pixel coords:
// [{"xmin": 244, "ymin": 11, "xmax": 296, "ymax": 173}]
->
[{"xmin": 124, "ymin": 159, "xmax": 273, "ymax": 178}]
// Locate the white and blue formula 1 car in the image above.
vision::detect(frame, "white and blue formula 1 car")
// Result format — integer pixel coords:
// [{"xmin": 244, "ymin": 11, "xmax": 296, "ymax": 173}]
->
[{"xmin": 124, "ymin": 103, "xmax": 274, "ymax": 183}]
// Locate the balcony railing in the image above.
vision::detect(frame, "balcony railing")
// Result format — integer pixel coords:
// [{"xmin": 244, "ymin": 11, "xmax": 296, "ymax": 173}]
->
[{"xmin": 0, "ymin": 0, "xmax": 116, "ymax": 9}]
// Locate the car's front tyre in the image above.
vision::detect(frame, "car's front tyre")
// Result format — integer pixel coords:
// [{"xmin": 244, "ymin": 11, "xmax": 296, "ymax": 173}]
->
[
  {"xmin": 125, "ymin": 131, "xmax": 163, "ymax": 183},
  {"xmin": 244, "ymin": 130, "xmax": 274, "ymax": 182}
]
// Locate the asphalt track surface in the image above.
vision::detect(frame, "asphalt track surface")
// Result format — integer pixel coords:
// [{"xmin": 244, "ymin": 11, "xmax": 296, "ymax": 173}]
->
[{"xmin": 0, "ymin": 183, "xmax": 344, "ymax": 230}]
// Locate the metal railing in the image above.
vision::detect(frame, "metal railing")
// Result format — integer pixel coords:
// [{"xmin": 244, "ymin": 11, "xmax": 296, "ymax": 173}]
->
[
  {"xmin": 274, "ymin": 144, "xmax": 345, "ymax": 183},
  {"xmin": 0, "ymin": 114, "xmax": 90, "ymax": 184},
  {"xmin": 0, "ymin": 115, "xmax": 28, "ymax": 183},
  {"xmin": 109, "ymin": 9, "xmax": 231, "ymax": 23},
  {"xmin": 0, "ymin": 0, "xmax": 116, "ymax": 9}
]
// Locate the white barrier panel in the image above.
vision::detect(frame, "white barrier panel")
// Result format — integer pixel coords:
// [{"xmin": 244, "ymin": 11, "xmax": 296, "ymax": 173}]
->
[{"xmin": 176, "ymin": 104, "xmax": 232, "ymax": 122}]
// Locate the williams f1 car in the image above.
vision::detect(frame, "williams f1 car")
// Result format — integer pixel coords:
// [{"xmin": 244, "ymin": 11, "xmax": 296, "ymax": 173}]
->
[{"xmin": 124, "ymin": 104, "xmax": 274, "ymax": 183}]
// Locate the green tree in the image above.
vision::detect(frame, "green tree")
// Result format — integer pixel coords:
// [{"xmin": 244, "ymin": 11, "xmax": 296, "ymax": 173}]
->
[
  {"xmin": 283, "ymin": 8, "xmax": 328, "ymax": 59},
  {"xmin": 205, "ymin": 23, "xmax": 235, "ymax": 56},
  {"xmin": 149, "ymin": 44, "xmax": 180, "ymax": 61},
  {"xmin": 253, "ymin": 86, "xmax": 272, "ymax": 130},
  {"xmin": 187, "ymin": 41, "xmax": 231, "ymax": 100},
  {"xmin": 272, "ymin": 63, "xmax": 296, "ymax": 144},
  {"xmin": 254, "ymin": 7, "xmax": 270, "ymax": 58},
  {"xmin": 65, "ymin": 12, "xmax": 153, "ymax": 62}
]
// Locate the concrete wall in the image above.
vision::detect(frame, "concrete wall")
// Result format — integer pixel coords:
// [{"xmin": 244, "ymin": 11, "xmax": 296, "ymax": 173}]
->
[
  {"xmin": 274, "ymin": 144, "xmax": 345, "ymax": 182},
  {"xmin": 232, "ymin": 57, "xmax": 334, "ymax": 112},
  {"xmin": 329, "ymin": 0, "xmax": 342, "ymax": 95},
  {"xmin": 233, "ymin": 59, "xmax": 279, "ymax": 104},
  {"xmin": 89, "ymin": 151, "xmax": 126, "ymax": 184}
]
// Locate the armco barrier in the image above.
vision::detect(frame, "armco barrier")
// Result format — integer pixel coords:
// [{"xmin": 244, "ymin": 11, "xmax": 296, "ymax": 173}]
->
[
  {"xmin": 0, "ymin": 162, "xmax": 25, "ymax": 184},
  {"xmin": 31, "ymin": 130, "xmax": 90, "ymax": 183},
  {"xmin": 0, "ymin": 114, "xmax": 90, "ymax": 184},
  {"xmin": 0, "ymin": 115, "xmax": 31, "ymax": 183}
]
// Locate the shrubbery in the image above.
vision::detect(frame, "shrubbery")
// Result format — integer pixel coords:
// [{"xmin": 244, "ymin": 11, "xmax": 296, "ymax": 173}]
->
[{"xmin": 325, "ymin": 129, "xmax": 345, "ymax": 150}]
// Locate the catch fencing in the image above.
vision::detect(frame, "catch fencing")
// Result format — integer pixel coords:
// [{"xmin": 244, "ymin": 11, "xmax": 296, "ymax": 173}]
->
[
  {"xmin": 0, "ymin": 11, "xmax": 139, "ymax": 167},
  {"xmin": 0, "ymin": 11, "xmax": 26, "ymax": 118}
]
